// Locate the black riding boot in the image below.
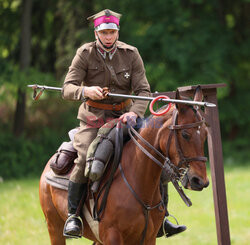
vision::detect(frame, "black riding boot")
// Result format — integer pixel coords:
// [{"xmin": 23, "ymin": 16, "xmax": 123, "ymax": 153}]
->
[
  {"xmin": 157, "ymin": 217, "xmax": 187, "ymax": 238},
  {"xmin": 157, "ymin": 178, "xmax": 187, "ymax": 238},
  {"xmin": 63, "ymin": 181, "xmax": 87, "ymax": 238}
]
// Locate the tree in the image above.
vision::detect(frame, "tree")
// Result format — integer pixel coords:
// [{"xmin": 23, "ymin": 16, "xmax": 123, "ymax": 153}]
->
[{"xmin": 13, "ymin": 0, "xmax": 32, "ymax": 136}]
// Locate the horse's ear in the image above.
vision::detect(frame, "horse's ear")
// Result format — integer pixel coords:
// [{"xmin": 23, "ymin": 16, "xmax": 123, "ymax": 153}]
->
[
  {"xmin": 175, "ymin": 89, "xmax": 188, "ymax": 112},
  {"xmin": 194, "ymin": 85, "xmax": 203, "ymax": 102},
  {"xmin": 175, "ymin": 89, "xmax": 180, "ymax": 109},
  {"xmin": 175, "ymin": 89, "xmax": 181, "ymax": 100}
]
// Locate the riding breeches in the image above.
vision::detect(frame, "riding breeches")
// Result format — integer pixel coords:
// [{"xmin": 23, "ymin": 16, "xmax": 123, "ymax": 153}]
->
[{"xmin": 70, "ymin": 121, "xmax": 99, "ymax": 184}]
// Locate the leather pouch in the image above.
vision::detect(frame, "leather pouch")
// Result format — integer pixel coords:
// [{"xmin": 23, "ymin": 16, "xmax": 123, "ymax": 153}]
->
[{"xmin": 50, "ymin": 142, "xmax": 77, "ymax": 175}]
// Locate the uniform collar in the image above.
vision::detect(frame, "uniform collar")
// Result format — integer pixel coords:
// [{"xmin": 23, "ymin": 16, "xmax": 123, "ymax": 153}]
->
[{"xmin": 96, "ymin": 43, "xmax": 117, "ymax": 60}]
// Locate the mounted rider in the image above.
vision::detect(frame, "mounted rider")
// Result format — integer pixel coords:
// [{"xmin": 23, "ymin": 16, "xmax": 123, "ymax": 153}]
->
[{"xmin": 62, "ymin": 8, "xmax": 186, "ymax": 239}]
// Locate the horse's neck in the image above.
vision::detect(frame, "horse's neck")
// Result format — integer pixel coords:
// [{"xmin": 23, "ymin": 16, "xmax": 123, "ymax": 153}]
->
[{"xmin": 122, "ymin": 126, "xmax": 164, "ymax": 203}]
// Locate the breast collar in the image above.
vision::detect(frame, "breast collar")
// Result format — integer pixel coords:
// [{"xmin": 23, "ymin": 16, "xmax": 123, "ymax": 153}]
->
[{"xmin": 96, "ymin": 44, "xmax": 117, "ymax": 60}]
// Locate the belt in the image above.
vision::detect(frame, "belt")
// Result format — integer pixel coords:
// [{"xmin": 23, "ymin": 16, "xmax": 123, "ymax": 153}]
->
[{"xmin": 86, "ymin": 99, "xmax": 131, "ymax": 111}]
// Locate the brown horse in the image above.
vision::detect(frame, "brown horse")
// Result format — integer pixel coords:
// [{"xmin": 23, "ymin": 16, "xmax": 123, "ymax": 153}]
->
[{"xmin": 39, "ymin": 88, "xmax": 209, "ymax": 245}]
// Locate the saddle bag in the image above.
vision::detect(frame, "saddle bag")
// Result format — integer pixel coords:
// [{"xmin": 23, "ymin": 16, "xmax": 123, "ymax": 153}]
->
[{"xmin": 50, "ymin": 141, "xmax": 77, "ymax": 175}]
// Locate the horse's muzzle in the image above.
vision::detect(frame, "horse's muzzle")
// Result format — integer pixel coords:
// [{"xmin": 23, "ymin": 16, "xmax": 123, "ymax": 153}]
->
[
  {"xmin": 182, "ymin": 173, "xmax": 209, "ymax": 191},
  {"xmin": 190, "ymin": 175, "xmax": 209, "ymax": 191}
]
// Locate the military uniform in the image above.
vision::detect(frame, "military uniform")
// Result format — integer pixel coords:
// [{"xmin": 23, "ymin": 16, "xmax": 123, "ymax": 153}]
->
[
  {"xmin": 62, "ymin": 9, "xmax": 185, "ymax": 239},
  {"xmin": 62, "ymin": 40, "xmax": 150, "ymax": 183}
]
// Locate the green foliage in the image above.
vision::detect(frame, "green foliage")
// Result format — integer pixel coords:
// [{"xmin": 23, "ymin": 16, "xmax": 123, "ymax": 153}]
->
[
  {"xmin": 0, "ymin": 129, "xmax": 62, "ymax": 179},
  {"xmin": 0, "ymin": 0, "xmax": 21, "ymax": 59},
  {"xmin": 0, "ymin": 0, "xmax": 249, "ymax": 179},
  {"xmin": 0, "ymin": 59, "xmax": 55, "ymax": 87}
]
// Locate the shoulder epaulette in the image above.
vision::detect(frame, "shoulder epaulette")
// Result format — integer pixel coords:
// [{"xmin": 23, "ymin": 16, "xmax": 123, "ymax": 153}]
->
[
  {"xmin": 116, "ymin": 41, "xmax": 136, "ymax": 51},
  {"xmin": 78, "ymin": 42, "xmax": 95, "ymax": 53}
]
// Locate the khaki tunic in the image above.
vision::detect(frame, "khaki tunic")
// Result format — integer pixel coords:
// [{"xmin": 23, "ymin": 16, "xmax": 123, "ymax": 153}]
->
[{"xmin": 62, "ymin": 41, "xmax": 151, "ymax": 183}]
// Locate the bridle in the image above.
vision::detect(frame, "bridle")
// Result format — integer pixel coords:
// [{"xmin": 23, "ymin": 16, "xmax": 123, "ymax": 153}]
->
[
  {"xmin": 166, "ymin": 108, "xmax": 207, "ymax": 179},
  {"xmin": 119, "ymin": 106, "xmax": 207, "ymax": 244},
  {"xmin": 127, "ymin": 107, "xmax": 207, "ymax": 180}
]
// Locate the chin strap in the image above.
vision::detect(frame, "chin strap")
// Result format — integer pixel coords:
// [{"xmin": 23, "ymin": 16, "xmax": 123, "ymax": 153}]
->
[{"xmin": 96, "ymin": 33, "xmax": 118, "ymax": 51}]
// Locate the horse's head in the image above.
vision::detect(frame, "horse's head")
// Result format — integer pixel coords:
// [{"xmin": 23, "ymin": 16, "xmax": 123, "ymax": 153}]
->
[{"xmin": 158, "ymin": 87, "xmax": 209, "ymax": 191}]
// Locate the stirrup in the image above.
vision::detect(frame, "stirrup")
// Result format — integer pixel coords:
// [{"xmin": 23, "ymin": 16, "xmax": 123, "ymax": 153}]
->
[
  {"xmin": 163, "ymin": 214, "xmax": 179, "ymax": 237},
  {"xmin": 162, "ymin": 214, "xmax": 187, "ymax": 238},
  {"xmin": 63, "ymin": 214, "xmax": 83, "ymax": 238},
  {"xmin": 162, "ymin": 216, "xmax": 168, "ymax": 237}
]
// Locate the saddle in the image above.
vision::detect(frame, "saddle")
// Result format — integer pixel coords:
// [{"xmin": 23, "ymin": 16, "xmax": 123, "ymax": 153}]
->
[{"xmin": 46, "ymin": 120, "xmax": 127, "ymax": 189}]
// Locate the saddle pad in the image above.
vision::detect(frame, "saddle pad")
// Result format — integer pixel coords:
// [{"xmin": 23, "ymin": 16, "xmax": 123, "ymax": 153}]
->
[
  {"xmin": 44, "ymin": 170, "xmax": 102, "ymax": 243},
  {"xmin": 45, "ymin": 170, "xmax": 69, "ymax": 190}
]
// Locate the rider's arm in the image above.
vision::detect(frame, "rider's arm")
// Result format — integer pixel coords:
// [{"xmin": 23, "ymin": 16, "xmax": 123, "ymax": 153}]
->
[
  {"xmin": 129, "ymin": 48, "xmax": 151, "ymax": 118},
  {"xmin": 62, "ymin": 46, "xmax": 88, "ymax": 101}
]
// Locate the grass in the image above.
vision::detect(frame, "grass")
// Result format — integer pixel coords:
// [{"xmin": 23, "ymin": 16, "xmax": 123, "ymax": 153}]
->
[{"xmin": 0, "ymin": 166, "xmax": 249, "ymax": 245}]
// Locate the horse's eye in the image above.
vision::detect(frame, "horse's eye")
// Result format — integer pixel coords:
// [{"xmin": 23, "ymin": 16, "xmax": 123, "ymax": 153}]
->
[{"xmin": 182, "ymin": 130, "xmax": 190, "ymax": 141}]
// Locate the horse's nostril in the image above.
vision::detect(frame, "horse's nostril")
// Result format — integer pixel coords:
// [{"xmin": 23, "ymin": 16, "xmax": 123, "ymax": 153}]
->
[
  {"xmin": 190, "ymin": 176, "xmax": 206, "ymax": 190},
  {"xmin": 192, "ymin": 177, "xmax": 201, "ymax": 186}
]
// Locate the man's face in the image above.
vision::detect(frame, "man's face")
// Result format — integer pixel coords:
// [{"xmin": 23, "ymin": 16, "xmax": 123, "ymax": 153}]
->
[{"xmin": 95, "ymin": 29, "xmax": 119, "ymax": 49}]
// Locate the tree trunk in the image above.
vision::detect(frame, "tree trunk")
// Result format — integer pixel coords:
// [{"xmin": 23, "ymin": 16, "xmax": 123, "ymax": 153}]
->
[{"xmin": 13, "ymin": 0, "xmax": 32, "ymax": 136}]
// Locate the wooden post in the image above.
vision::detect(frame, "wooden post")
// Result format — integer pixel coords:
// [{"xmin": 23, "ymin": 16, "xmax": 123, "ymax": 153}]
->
[{"xmin": 154, "ymin": 84, "xmax": 231, "ymax": 245}]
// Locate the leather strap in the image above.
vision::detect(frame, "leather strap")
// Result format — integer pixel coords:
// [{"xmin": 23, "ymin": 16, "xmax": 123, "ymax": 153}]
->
[
  {"xmin": 119, "ymin": 163, "xmax": 163, "ymax": 245},
  {"xmin": 93, "ymin": 122, "xmax": 124, "ymax": 221},
  {"xmin": 86, "ymin": 99, "xmax": 131, "ymax": 111},
  {"xmin": 168, "ymin": 119, "xmax": 205, "ymax": 130}
]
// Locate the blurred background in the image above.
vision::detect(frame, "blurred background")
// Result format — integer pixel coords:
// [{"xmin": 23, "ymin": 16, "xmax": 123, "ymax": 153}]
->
[{"xmin": 0, "ymin": 0, "xmax": 250, "ymax": 244}]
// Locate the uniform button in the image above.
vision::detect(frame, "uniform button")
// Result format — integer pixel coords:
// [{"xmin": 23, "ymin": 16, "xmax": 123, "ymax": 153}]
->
[
  {"xmin": 111, "ymin": 81, "xmax": 115, "ymax": 84},
  {"xmin": 111, "ymin": 88, "xmax": 115, "ymax": 92}
]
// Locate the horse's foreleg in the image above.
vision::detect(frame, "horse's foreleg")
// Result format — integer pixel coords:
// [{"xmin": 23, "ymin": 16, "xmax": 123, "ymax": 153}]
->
[
  {"xmin": 40, "ymin": 183, "xmax": 66, "ymax": 245},
  {"xmin": 46, "ymin": 212, "xmax": 65, "ymax": 245},
  {"xmin": 102, "ymin": 228, "xmax": 123, "ymax": 245}
]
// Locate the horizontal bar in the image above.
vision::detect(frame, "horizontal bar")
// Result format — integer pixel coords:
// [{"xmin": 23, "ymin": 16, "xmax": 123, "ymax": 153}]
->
[
  {"xmin": 27, "ymin": 84, "xmax": 216, "ymax": 107},
  {"xmin": 27, "ymin": 84, "xmax": 62, "ymax": 91},
  {"xmin": 107, "ymin": 93, "xmax": 216, "ymax": 107}
]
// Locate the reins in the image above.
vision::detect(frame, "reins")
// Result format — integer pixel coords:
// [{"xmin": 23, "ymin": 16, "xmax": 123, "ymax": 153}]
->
[
  {"xmin": 121, "ymin": 107, "xmax": 207, "ymax": 244},
  {"xmin": 128, "ymin": 127, "xmax": 171, "ymax": 170}
]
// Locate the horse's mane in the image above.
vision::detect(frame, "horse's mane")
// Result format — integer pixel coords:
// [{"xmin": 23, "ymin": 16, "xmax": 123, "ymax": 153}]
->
[
  {"xmin": 135, "ymin": 104, "xmax": 175, "ymax": 133},
  {"xmin": 137, "ymin": 96, "xmax": 197, "ymax": 133},
  {"xmin": 146, "ymin": 104, "xmax": 174, "ymax": 121}
]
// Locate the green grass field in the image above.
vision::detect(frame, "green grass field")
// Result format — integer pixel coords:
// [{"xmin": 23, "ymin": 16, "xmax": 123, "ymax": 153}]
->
[{"xmin": 0, "ymin": 166, "xmax": 249, "ymax": 245}]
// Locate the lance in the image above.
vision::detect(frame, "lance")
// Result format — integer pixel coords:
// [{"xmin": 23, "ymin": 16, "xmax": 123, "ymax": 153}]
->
[{"xmin": 27, "ymin": 84, "xmax": 216, "ymax": 107}]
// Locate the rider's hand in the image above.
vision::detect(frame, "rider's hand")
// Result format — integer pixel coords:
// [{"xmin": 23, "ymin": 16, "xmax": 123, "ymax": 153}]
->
[
  {"xmin": 119, "ymin": 111, "xmax": 138, "ymax": 126},
  {"xmin": 84, "ymin": 86, "xmax": 104, "ymax": 100}
]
